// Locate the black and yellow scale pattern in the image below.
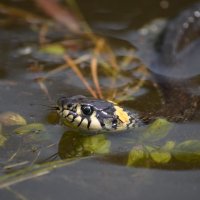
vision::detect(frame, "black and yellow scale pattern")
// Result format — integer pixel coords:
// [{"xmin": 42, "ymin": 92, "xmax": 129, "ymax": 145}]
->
[{"xmin": 56, "ymin": 95, "xmax": 142, "ymax": 132}]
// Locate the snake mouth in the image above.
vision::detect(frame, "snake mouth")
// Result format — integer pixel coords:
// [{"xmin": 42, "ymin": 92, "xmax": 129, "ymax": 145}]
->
[
  {"xmin": 57, "ymin": 106, "xmax": 77, "ymax": 122},
  {"xmin": 57, "ymin": 105, "xmax": 92, "ymax": 129},
  {"xmin": 63, "ymin": 110, "xmax": 78, "ymax": 123}
]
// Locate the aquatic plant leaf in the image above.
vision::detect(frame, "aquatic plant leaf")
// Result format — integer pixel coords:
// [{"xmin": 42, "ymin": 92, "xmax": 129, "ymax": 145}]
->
[
  {"xmin": 127, "ymin": 145, "xmax": 148, "ymax": 166},
  {"xmin": 82, "ymin": 134, "xmax": 111, "ymax": 154},
  {"xmin": 173, "ymin": 140, "xmax": 200, "ymax": 163},
  {"xmin": 162, "ymin": 141, "xmax": 176, "ymax": 151},
  {"xmin": 0, "ymin": 112, "xmax": 26, "ymax": 126},
  {"xmin": 0, "ymin": 134, "xmax": 6, "ymax": 147},
  {"xmin": 14, "ymin": 123, "xmax": 45, "ymax": 135},
  {"xmin": 145, "ymin": 141, "xmax": 175, "ymax": 164},
  {"xmin": 0, "ymin": 124, "xmax": 7, "ymax": 147},
  {"xmin": 149, "ymin": 148, "xmax": 171, "ymax": 164},
  {"xmin": 39, "ymin": 44, "xmax": 65, "ymax": 55},
  {"xmin": 141, "ymin": 118, "xmax": 173, "ymax": 142},
  {"xmin": 59, "ymin": 132, "xmax": 110, "ymax": 159}
]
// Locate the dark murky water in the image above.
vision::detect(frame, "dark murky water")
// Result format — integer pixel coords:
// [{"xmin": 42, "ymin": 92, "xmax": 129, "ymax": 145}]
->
[{"xmin": 0, "ymin": 0, "xmax": 200, "ymax": 199}]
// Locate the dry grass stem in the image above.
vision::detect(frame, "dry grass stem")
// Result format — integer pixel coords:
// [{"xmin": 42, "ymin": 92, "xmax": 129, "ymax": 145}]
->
[
  {"xmin": 90, "ymin": 38, "xmax": 106, "ymax": 99},
  {"xmin": 0, "ymin": 3, "xmax": 43, "ymax": 23},
  {"xmin": 43, "ymin": 64, "xmax": 69, "ymax": 79},
  {"xmin": 4, "ymin": 161, "xmax": 29, "ymax": 170},
  {"xmin": 121, "ymin": 49, "xmax": 136, "ymax": 68},
  {"xmin": 104, "ymin": 44, "xmax": 119, "ymax": 70},
  {"xmin": 114, "ymin": 64, "xmax": 149, "ymax": 102},
  {"xmin": 39, "ymin": 24, "xmax": 50, "ymax": 44},
  {"xmin": 33, "ymin": 0, "xmax": 147, "ymax": 102},
  {"xmin": 33, "ymin": 0, "xmax": 122, "ymax": 100},
  {"xmin": 31, "ymin": 151, "xmax": 41, "ymax": 165},
  {"xmin": 64, "ymin": 54, "xmax": 98, "ymax": 98},
  {"xmin": 36, "ymin": 79, "xmax": 52, "ymax": 101},
  {"xmin": 35, "ymin": 0, "xmax": 82, "ymax": 34},
  {"xmin": 131, "ymin": 65, "xmax": 149, "ymax": 93},
  {"xmin": 43, "ymin": 54, "xmax": 91, "ymax": 79}
]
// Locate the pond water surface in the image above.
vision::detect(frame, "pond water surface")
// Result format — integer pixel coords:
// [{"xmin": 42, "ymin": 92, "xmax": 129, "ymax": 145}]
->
[{"xmin": 0, "ymin": 0, "xmax": 200, "ymax": 199}]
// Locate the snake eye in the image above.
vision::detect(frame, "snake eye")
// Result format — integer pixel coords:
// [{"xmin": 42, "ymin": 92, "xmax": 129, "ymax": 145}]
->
[{"xmin": 81, "ymin": 105, "xmax": 93, "ymax": 115}]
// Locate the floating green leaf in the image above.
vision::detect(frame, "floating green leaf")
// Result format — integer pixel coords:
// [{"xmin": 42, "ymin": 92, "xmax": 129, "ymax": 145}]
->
[
  {"xmin": 39, "ymin": 44, "xmax": 65, "ymax": 55},
  {"xmin": 14, "ymin": 123, "xmax": 45, "ymax": 135},
  {"xmin": 0, "ymin": 112, "xmax": 26, "ymax": 126},
  {"xmin": 162, "ymin": 141, "xmax": 176, "ymax": 151},
  {"xmin": 127, "ymin": 145, "xmax": 148, "ymax": 166},
  {"xmin": 145, "ymin": 141, "xmax": 175, "ymax": 164},
  {"xmin": 0, "ymin": 124, "xmax": 7, "ymax": 147},
  {"xmin": 141, "ymin": 118, "xmax": 173, "ymax": 142},
  {"xmin": 173, "ymin": 140, "xmax": 200, "ymax": 163},
  {"xmin": 148, "ymin": 148, "xmax": 171, "ymax": 164},
  {"xmin": 82, "ymin": 134, "xmax": 111, "ymax": 154},
  {"xmin": 0, "ymin": 134, "xmax": 6, "ymax": 147},
  {"xmin": 59, "ymin": 132, "xmax": 110, "ymax": 159}
]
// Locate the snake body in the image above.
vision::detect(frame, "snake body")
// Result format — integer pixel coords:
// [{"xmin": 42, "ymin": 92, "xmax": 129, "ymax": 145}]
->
[{"xmin": 56, "ymin": 3, "xmax": 200, "ymax": 132}]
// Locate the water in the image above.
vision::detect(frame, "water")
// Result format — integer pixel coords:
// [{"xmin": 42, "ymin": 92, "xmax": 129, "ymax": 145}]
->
[{"xmin": 0, "ymin": 0, "xmax": 200, "ymax": 199}]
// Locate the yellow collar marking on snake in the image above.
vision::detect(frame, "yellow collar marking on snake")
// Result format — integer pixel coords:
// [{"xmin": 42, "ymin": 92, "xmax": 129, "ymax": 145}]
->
[{"xmin": 114, "ymin": 106, "xmax": 130, "ymax": 123}]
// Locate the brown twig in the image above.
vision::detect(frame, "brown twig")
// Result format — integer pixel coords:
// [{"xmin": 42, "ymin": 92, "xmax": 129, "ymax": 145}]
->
[
  {"xmin": 34, "ymin": 0, "xmax": 82, "ymax": 34},
  {"xmin": 113, "ymin": 64, "xmax": 149, "ymax": 103},
  {"xmin": 130, "ymin": 65, "xmax": 149, "ymax": 93},
  {"xmin": 39, "ymin": 24, "xmax": 50, "ymax": 44},
  {"xmin": 42, "ymin": 54, "xmax": 91, "ymax": 79},
  {"xmin": 0, "ymin": 3, "xmax": 44, "ymax": 24},
  {"xmin": 36, "ymin": 79, "xmax": 52, "ymax": 101},
  {"xmin": 90, "ymin": 38, "xmax": 106, "ymax": 99},
  {"xmin": 104, "ymin": 44, "xmax": 119, "ymax": 70},
  {"xmin": 63, "ymin": 54, "xmax": 98, "ymax": 98}
]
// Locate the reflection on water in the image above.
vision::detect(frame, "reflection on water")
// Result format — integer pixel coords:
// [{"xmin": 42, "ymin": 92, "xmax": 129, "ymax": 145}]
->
[
  {"xmin": 57, "ymin": 119, "xmax": 200, "ymax": 170},
  {"xmin": 58, "ymin": 131, "xmax": 111, "ymax": 159}
]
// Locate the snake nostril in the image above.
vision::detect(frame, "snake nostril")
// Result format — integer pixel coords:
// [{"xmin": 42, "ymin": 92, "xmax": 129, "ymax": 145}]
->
[
  {"xmin": 56, "ymin": 106, "xmax": 60, "ymax": 111},
  {"xmin": 112, "ymin": 118, "xmax": 118, "ymax": 129}
]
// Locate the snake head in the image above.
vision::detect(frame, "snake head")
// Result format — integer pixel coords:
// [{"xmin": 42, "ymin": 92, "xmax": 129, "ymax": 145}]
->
[{"xmin": 56, "ymin": 95, "xmax": 141, "ymax": 132}]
